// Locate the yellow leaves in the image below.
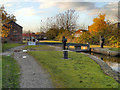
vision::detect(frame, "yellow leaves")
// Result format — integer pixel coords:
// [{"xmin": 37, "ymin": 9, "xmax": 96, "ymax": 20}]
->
[
  {"xmin": 89, "ymin": 13, "xmax": 107, "ymax": 34},
  {"xmin": 36, "ymin": 32, "xmax": 40, "ymax": 35},
  {"xmin": 2, "ymin": 23, "xmax": 11, "ymax": 38}
]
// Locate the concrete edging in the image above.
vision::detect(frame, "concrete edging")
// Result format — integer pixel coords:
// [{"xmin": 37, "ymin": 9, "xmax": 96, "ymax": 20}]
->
[{"xmin": 91, "ymin": 48, "xmax": 120, "ymax": 57}]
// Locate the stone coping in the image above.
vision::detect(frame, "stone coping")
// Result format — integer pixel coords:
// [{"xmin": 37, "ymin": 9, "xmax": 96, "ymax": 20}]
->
[
  {"xmin": 62, "ymin": 50, "xmax": 70, "ymax": 51},
  {"xmin": 91, "ymin": 47, "xmax": 120, "ymax": 57}
]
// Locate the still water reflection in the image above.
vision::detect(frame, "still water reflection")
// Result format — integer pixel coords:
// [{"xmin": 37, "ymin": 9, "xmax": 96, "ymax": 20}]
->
[{"xmin": 88, "ymin": 52, "xmax": 120, "ymax": 73}]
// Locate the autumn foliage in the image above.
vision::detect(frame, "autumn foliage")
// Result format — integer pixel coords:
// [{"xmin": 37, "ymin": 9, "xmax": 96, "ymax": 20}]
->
[
  {"xmin": 0, "ymin": 5, "xmax": 16, "ymax": 38},
  {"xmin": 89, "ymin": 14, "xmax": 107, "ymax": 34},
  {"xmin": 2, "ymin": 24, "xmax": 12, "ymax": 37}
]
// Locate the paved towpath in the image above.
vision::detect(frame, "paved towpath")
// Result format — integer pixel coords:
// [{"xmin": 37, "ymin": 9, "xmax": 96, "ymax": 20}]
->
[{"xmin": 1, "ymin": 45, "xmax": 54, "ymax": 88}]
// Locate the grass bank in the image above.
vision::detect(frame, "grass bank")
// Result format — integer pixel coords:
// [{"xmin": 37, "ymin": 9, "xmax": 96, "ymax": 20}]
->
[
  {"xmin": 27, "ymin": 45, "xmax": 119, "ymax": 88},
  {"xmin": 2, "ymin": 55, "xmax": 20, "ymax": 88},
  {"xmin": 24, "ymin": 45, "xmax": 56, "ymax": 51},
  {"xmin": 2, "ymin": 43, "xmax": 24, "ymax": 52}
]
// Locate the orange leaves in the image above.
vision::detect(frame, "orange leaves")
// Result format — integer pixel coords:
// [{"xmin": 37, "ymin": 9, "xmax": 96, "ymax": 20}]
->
[
  {"xmin": 35, "ymin": 32, "xmax": 40, "ymax": 35},
  {"xmin": 2, "ymin": 24, "xmax": 12, "ymax": 37},
  {"xmin": 1, "ymin": 6, "xmax": 16, "ymax": 38},
  {"xmin": 89, "ymin": 13, "xmax": 107, "ymax": 34}
]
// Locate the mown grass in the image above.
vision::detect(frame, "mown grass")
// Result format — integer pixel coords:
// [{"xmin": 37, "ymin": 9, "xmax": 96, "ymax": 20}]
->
[
  {"xmin": 2, "ymin": 43, "xmax": 24, "ymax": 52},
  {"xmin": 2, "ymin": 55, "xmax": 20, "ymax": 88},
  {"xmin": 27, "ymin": 45, "xmax": 119, "ymax": 88},
  {"xmin": 24, "ymin": 45, "xmax": 56, "ymax": 51}
]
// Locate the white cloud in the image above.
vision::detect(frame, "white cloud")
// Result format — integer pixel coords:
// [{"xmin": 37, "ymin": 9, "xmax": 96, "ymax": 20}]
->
[
  {"xmin": 56, "ymin": 2, "xmax": 95, "ymax": 11},
  {"xmin": 38, "ymin": 10, "xmax": 49, "ymax": 13},
  {"xmin": 5, "ymin": 3, "xmax": 13, "ymax": 7},
  {"xmin": 13, "ymin": 7, "xmax": 49, "ymax": 17},
  {"xmin": 39, "ymin": 1, "xmax": 56, "ymax": 9},
  {"xmin": 14, "ymin": 7, "xmax": 36, "ymax": 17},
  {"xmin": 89, "ymin": 2, "xmax": 118, "ymax": 21},
  {"xmin": 55, "ymin": 2, "xmax": 118, "ymax": 22}
]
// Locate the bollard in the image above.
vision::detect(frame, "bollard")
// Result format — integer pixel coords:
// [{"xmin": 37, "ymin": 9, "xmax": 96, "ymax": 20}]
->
[{"xmin": 63, "ymin": 50, "xmax": 69, "ymax": 59}]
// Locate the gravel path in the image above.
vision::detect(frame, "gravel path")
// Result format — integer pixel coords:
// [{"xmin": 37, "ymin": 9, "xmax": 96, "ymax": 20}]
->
[{"xmin": 1, "ymin": 45, "xmax": 54, "ymax": 88}]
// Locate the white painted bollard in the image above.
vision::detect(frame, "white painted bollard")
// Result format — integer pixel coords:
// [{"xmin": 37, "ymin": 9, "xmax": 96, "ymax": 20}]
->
[
  {"xmin": 23, "ymin": 56, "xmax": 27, "ymax": 59},
  {"xmin": 23, "ymin": 50, "xmax": 27, "ymax": 53}
]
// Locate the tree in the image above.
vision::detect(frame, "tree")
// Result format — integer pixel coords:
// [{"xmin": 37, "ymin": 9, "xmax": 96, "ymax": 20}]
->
[
  {"xmin": 106, "ymin": 20, "xmax": 120, "ymax": 47},
  {"xmin": 88, "ymin": 13, "xmax": 109, "ymax": 45},
  {"xmin": 55, "ymin": 9, "xmax": 79, "ymax": 31},
  {"xmin": 45, "ymin": 9, "xmax": 79, "ymax": 33},
  {"xmin": 46, "ymin": 27, "xmax": 59, "ymax": 40},
  {"xmin": 44, "ymin": 9, "xmax": 79, "ymax": 40},
  {"xmin": 88, "ymin": 14, "xmax": 107, "ymax": 35},
  {"xmin": 0, "ymin": 5, "xmax": 16, "ymax": 38},
  {"xmin": 77, "ymin": 31, "xmax": 90, "ymax": 44},
  {"xmin": 55, "ymin": 29, "xmax": 73, "ymax": 42}
]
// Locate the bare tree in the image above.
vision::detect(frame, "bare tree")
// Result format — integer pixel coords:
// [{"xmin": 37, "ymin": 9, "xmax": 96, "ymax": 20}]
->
[
  {"xmin": 40, "ymin": 9, "xmax": 79, "ymax": 33},
  {"xmin": 55, "ymin": 9, "xmax": 79, "ymax": 31}
]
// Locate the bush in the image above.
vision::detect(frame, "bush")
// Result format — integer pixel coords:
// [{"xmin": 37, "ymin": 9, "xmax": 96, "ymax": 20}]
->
[{"xmin": 55, "ymin": 30, "xmax": 73, "ymax": 42}]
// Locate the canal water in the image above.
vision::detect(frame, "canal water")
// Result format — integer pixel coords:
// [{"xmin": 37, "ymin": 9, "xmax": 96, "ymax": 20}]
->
[{"xmin": 86, "ymin": 52, "xmax": 120, "ymax": 73}]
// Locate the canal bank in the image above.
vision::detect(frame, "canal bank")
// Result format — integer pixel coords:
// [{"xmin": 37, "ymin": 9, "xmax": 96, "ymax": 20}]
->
[
  {"xmin": 81, "ymin": 52, "xmax": 120, "ymax": 83},
  {"xmin": 91, "ymin": 47, "xmax": 120, "ymax": 57},
  {"xmin": 68, "ymin": 46, "xmax": 120, "ymax": 83}
]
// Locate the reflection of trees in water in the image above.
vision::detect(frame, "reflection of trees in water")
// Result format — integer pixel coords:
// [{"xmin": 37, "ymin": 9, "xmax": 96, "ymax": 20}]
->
[
  {"xmin": 105, "ymin": 61, "xmax": 120, "ymax": 73},
  {"xmin": 90, "ymin": 52, "xmax": 120, "ymax": 72},
  {"xmin": 103, "ymin": 57, "xmax": 120, "ymax": 63},
  {"xmin": 105, "ymin": 61, "xmax": 119, "ymax": 67}
]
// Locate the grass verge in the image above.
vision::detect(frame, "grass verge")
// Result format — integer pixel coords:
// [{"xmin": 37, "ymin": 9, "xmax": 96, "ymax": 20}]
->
[
  {"xmin": 24, "ymin": 45, "xmax": 56, "ymax": 51},
  {"xmin": 27, "ymin": 45, "xmax": 119, "ymax": 88},
  {"xmin": 2, "ymin": 43, "xmax": 24, "ymax": 52},
  {"xmin": 2, "ymin": 55, "xmax": 20, "ymax": 88}
]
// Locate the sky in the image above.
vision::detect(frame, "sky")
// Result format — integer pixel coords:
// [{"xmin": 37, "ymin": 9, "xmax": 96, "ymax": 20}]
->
[{"xmin": 0, "ymin": 0, "xmax": 119, "ymax": 32}]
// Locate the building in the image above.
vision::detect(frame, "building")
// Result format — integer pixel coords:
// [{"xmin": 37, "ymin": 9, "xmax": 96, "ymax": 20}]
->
[
  {"xmin": 2, "ymin": 21, "xmax": 23, "ymax": 43},
  {"xmin": 112, "ymin": 22, "xmax": 120, "ymax": 29},
  {"xmin": 74, "ymin": 29, "xmax": 88, "ymax": 37},
  {"xmin": 22, "ymin": 33, "xmax": 35, "ymax": 41}
]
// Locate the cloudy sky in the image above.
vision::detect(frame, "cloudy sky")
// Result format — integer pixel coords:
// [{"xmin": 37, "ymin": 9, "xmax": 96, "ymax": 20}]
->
[{"xmin": 0, "ymin": 0, "xmax": 119, "ymax": 32}]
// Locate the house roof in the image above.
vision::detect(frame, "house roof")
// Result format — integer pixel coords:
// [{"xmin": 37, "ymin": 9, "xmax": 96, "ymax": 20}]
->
[
  {"xmin": 112, "ymin": 22, "xmax": 120, "ymax": 28},
  {"xmin": 22, "ymin": 33, "xmax": 35, "ymax": 37},
  {"xmin": 8, "ymin": 21, "xmax": 23, "ymax": 28},
  {"xmin": 2, "ymin": 21, "xmax": 23, "ymax": 28},
  {"xmin": 75, "ymin": 29, "xmax": 88, "ymax": 34}
]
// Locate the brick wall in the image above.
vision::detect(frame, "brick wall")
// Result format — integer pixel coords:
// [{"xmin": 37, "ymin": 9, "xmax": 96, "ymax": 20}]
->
[{"xmin": 2, "ymin": 21, "xmax": 23, "ymax": 43}]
